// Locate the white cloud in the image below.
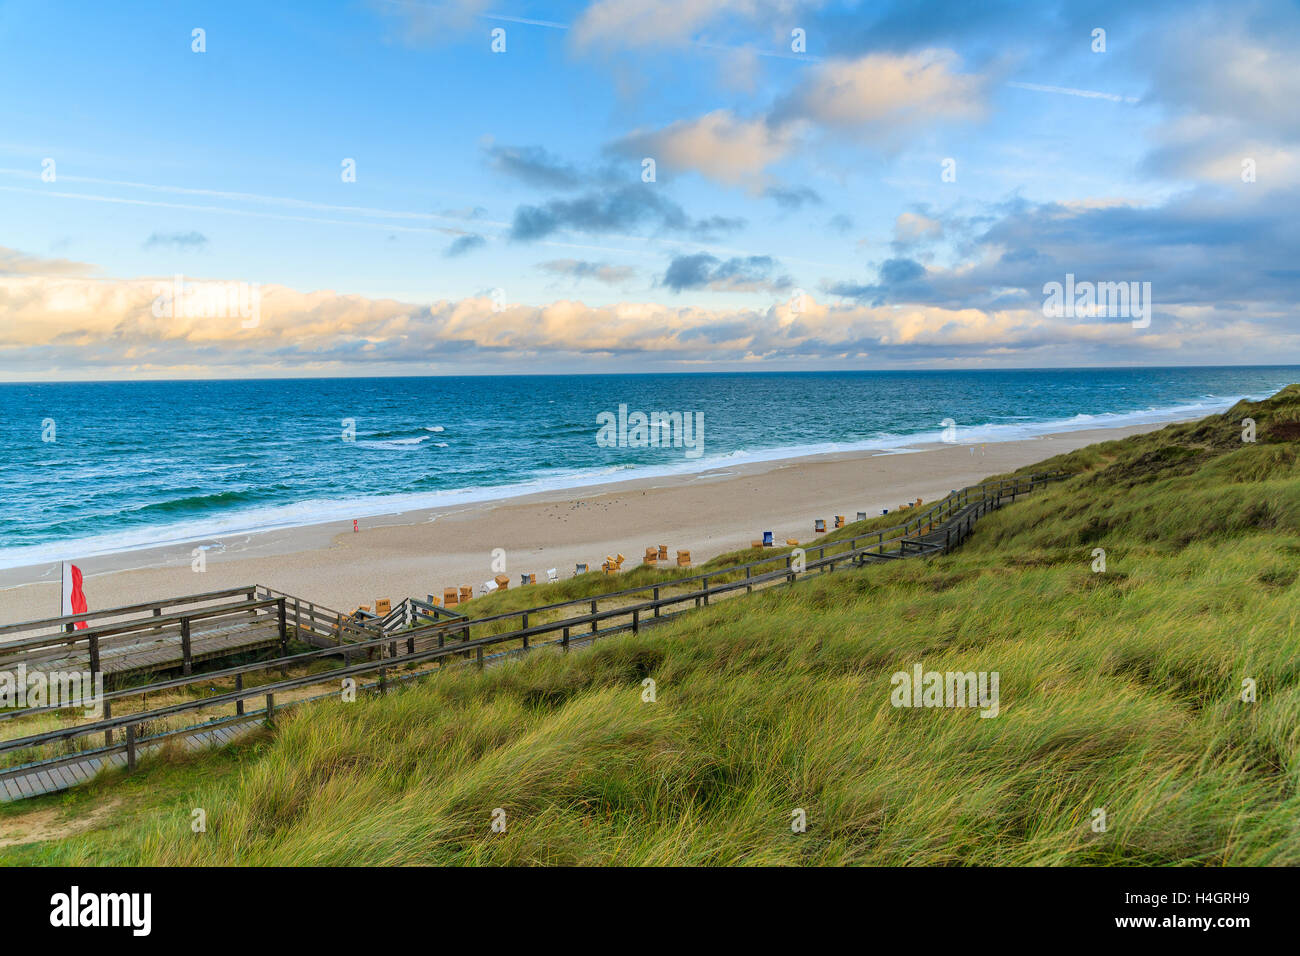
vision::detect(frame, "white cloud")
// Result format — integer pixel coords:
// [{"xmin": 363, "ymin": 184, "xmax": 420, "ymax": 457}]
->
[
  {"xmin": 773, "ymin": 49, "xmax": 987, "ymax": 133},
  {"xmin": 609, "ymin": 49, "xmax": 987, "ymax": 186},
  {"xmin": 612, "ymin": 110, "xmax": 798, "ymax": 189},
  {"xmin": 571, "ymin": 0, "xmax": 804, "ymax": 50},
  {"xmin": 893, "ymin": 212, "xmax": 943, "ymax": 246},
  {"xmin": 1141, "ymin": 24, "xmax": 1300, "ymax": 189},
  {"xmin": 0, "ymin": 245, "xmax": 99, "ymax": 277}
]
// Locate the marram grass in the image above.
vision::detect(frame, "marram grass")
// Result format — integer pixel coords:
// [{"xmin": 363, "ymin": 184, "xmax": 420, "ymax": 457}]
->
[{"xmin": 8, "ymin": 387, "xmax": 1300, "ymax": 866}]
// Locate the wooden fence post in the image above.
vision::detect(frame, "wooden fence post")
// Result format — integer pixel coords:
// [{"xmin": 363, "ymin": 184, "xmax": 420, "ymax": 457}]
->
[
  {"xmin": 88, "ymin": 633, "xmax": 101, "ymax": 683},
  {"xmin": 265, "ymin": 693, "xmax": 275, "ymax": 724},
  {"xmin": 180, "ymin": 618, "xmax": 193, "ymax": 676},
  {"xmin": 125, "ymin": 723, "xmax": 137, "ymax": 771},
  {"xmin": 236, "ymin": 673, "xmax": 244, "ymax": 716},
  {"xmin": 104, "ymin": 699, "xmax": 113, "ymax": 747}
]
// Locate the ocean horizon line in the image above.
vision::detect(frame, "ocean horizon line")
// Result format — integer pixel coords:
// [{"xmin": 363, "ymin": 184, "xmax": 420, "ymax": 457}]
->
[{"xmin": 3, "ymin": 362, "xmax": 1299, "ymax": 387}]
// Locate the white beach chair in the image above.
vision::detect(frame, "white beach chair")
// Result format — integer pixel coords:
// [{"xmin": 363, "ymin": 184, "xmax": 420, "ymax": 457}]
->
[
  {"xmin": 479, "ymin": 579, "xmax": 498, "ymax": 595},
  {"xmin": 546, "ymin": 568, "xmax": 558, "ymax": 583}
]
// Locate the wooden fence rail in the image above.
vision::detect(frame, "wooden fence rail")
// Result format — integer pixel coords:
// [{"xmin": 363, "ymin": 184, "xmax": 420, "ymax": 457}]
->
[
  {"xmin": 0, "ymin": 585, "xmax": 261, "ymax": 638},
  {"xmin": 0, "ymin": 597, "xmax": 287, "ymax": 683},
  {"xmin": 251, "ymin": 586, "xmax": 383, "ymax": 647},
  {"xmin": 0, "ymin": 582, "xmax": 265, "ymax": 642}
]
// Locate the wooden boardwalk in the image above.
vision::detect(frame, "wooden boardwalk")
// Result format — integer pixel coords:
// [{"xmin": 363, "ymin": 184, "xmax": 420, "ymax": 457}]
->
[
  {"xmin": 0, "ymin": 716, "xmax": 262, "ymax": 803},
  {"xmin": 10, "ymin": 617, "xmax": 284, "ymax": 680},
  {"xmin": 0, "ymin": 584, "xmax": 367, "ymax": 687}
]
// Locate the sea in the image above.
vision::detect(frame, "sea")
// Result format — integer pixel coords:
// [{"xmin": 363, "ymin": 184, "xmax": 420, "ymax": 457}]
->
[{"xmin": 0, "ymin": 366, "xmax": 1294, "ymax": 572}]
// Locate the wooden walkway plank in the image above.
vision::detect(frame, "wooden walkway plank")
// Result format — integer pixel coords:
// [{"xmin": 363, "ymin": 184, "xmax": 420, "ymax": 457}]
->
[
  {"xmin": 16, "ymin": 618, "xmax": 282, "ymax": 684},
  {"xmin": 0, "ymin": 717, "xmax": 265, "ymax": 803}
]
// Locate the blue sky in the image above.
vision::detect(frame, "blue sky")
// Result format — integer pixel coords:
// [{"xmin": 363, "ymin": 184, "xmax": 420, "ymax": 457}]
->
[{"xmin": 0, "ymin": 0, "xmax": 1297, "ymax": 378}]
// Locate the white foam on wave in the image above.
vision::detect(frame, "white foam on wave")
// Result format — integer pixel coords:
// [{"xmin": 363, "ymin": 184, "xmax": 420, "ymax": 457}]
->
[{"xmin": 358, "ymin": 436, "xmax": 430, "ymax": 448}]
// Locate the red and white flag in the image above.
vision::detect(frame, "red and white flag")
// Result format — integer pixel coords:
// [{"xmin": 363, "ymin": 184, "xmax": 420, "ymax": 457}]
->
[{"xmin": 61, "ymin": 562, "xmax": 89, "ymax": 629}]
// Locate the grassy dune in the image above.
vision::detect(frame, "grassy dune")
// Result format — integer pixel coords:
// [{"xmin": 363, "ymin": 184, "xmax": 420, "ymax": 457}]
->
[{"xmin": 7, "ymin": 387, "xmax": 1299, "ymax": 865}]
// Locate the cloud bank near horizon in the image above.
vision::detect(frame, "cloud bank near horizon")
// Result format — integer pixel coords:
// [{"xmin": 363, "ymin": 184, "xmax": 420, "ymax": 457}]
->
[{"xmin": 2, "ymin": 234, "xmax": 1293, "ymax": 379}]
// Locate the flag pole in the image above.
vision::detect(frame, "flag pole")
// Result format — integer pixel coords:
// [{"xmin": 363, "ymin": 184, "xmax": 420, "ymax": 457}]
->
[{"xmin": 61, "ymin": 561, "xmax": 72, "ymax": 633}]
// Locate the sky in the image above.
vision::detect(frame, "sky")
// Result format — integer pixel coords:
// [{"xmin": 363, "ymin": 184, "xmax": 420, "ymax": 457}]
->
[{"xmin": 0, "ymin": 0, "xmax": 1297, "ymax": 379}]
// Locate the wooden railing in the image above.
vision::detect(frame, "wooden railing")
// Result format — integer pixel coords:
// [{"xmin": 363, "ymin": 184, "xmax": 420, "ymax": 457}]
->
[
  {"xmin": 0, "ymin": 470, "xmax": 1067, "ymax": 789},
  {"xmin": 371, "ymin": 595, "xmax": 467, "ymax": 634},
  {"xmin": 0, "ymin": 585, "xmax": 260, "ymax": 639},
  {"xmin": 0, "ymin": 597, "xmax": 286, "ymax": 681},
  {"xmin": 252, "ymin": 586, "xmax": 382, "ymax": 647},
  {"xmin": 0, "ymin": 584, "xmax": 370, "ymax": 686}
]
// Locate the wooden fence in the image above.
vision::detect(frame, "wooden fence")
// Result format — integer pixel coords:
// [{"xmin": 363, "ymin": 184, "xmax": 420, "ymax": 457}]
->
[
  {"xmin": 0, "ymin": 596, "xmax": 286, "ymax": 682},
  {"xmin": 252, "ymin": 586, "xmax": 384, "ymax": 646},
  {"xmin": 0, "ymin": 585, "xmax": 262, "ymax": 640}
]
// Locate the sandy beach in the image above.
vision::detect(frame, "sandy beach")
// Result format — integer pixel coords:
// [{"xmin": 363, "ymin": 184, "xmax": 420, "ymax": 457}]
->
[{"xmin": 0, "ymin": 422, "xmax": 1171, "ymax": 625}]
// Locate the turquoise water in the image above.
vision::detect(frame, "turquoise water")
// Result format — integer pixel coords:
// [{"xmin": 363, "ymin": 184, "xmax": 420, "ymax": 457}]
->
[{"xmin": 0, "ymin": 367, "xmax": 1294, "ymax": 570}]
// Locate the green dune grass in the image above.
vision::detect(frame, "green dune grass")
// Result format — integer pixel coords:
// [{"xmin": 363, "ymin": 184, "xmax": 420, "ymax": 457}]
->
[{"xmin": 6, "ymin": 387, "xmax": 1298, "ymax": 866}]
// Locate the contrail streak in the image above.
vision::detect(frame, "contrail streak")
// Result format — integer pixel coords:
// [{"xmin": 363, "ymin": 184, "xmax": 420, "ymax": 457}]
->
[{"xmin": 1006, "ymin": 81, "xmax": 1138, "ymax": 104}]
